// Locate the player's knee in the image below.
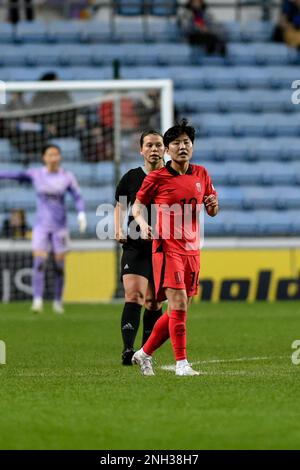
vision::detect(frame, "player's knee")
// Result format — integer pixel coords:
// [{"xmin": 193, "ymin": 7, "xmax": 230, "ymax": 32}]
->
[
  {"xmin": 170, "ymin": 297, "xmax": 188, "ymax": 311},
  {"xmin": 34, "ymin": 258, "xmax": 47, "ymax": 272},
  {"xmin": 125, "ymin": 290, "xmax": 145, "ymax": 305}
]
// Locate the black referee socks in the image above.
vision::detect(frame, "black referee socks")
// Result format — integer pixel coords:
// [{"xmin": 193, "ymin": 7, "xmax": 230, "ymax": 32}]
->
[
  {"xmin": 121, "ymin": 302, "xmax": 142, "ymax": 351},
  {"xmin": 142, "ymin": 308, "xmax": 163, "ymax": 346}
]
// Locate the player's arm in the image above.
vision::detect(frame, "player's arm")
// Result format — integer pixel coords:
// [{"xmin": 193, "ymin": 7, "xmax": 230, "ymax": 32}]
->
[
  {"xmin": 114, "ymin": 201, "xmax": 127, "ymax": 243},
  {"xmin": 0, "ymin": 170, "xmax": 32, "ymax": 183},
  {"xmin": 114, "ymin": 173, "xmax": 130, "ymax": 243},
  {"xmin": 204, "ymin": 194, "xmax": 218, "ymax": 217},
  {"xmin": 67, "ymin": 173, "xmax": 87, "ymax": 233},
  {"xmin": 203, "ymin": 170, "xmax": 218, "ymax": 217}
]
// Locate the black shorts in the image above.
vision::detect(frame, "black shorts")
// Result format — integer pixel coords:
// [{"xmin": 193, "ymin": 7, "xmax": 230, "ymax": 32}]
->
[{"xmin": 121, "ymin": 246, "xmax": 154, "ymax": 283}]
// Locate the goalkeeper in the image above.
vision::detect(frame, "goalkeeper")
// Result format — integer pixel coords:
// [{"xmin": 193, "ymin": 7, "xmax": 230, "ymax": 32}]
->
[{"xmin": 0, "ymin": 144, "xmax": 87, "ymax": 313}]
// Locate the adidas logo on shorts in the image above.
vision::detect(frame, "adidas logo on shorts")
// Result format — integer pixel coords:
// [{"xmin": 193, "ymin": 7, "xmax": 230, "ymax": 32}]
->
[{"xmin": 124, "ymin": 264, "xmax": 129, "ymax": 269}]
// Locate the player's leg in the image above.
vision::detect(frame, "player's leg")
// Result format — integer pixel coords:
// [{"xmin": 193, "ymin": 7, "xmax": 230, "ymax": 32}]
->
[
  {"xmin": 142, "ymin": 283, "xmax": 163, "ymax": 346},
  {"xmin": 121, "ymin": 273, "xmax": 148, "ymax": 364},
  {"xmin": 169, "ymin": 254, "xmax": 200, "ymax": 376},
  {"xmin": 31, "ymin": 226, "xmax": 49, "ymax": 313},
  {"xmin": 52, "ymin": 228, "xmax": 69, "ymax": 314},
  {"xmin": 53, "ymin": 252, "xmax": 65, "ymax": 314},
  {"xmin": 166, "ymin": 287, "xmax": 199, "ymax": 376},
  {"xmin": 132, "ymin": 252, "xmax": 175, "ymax": 375}
]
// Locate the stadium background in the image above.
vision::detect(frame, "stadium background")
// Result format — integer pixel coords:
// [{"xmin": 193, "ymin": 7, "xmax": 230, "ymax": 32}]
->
[{"xmin": 1, "ymin": 0, "xmax": 299, "ymax": 303}]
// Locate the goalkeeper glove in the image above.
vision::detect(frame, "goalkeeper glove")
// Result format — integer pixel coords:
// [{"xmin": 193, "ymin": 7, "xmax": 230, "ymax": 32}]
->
[{"xmin": 77, "ymin": 212, "xmax": 87, "ymax": 234}]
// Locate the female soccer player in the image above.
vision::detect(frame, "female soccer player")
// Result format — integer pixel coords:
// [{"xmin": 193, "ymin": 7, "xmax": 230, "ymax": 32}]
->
[
  {"xmin": 132, "ymin": 120, "xmax": 218, "ymax": 376},
  {"xmin": 114, "ymin": 130, "xmax": 165, "ymax": 365},
  {"xmin": 0, "ymin": 144, "xmax": 87, "ymax": 313}
]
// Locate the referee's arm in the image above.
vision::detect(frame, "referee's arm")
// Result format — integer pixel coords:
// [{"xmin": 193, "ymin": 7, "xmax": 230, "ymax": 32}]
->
[{"xmin": 114, "ymin": 201, "xmax": 128, "ymax": 243}]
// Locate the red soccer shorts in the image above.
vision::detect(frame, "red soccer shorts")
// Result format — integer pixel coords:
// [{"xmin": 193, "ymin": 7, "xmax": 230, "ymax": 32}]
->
[{"xmin": 152, "ymin": 251, "xmax": 200, "ymax": 302}]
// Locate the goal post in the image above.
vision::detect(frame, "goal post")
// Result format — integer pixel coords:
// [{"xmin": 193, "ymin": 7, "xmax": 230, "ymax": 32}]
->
[{"xmin": 0, "ymin": 79, "xmax": 174, "ymax": 302}]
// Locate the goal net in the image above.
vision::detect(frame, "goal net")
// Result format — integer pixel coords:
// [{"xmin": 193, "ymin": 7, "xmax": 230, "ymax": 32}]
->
[{"xmin": 0, "ymin": 80, "xmax": 173, "ymax": 302}]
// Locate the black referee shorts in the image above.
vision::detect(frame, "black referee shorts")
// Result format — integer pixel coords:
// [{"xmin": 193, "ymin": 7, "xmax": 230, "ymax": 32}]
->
[{"xmin": 120, "ymin": 246, "xmax": 154, "ymax": 283}]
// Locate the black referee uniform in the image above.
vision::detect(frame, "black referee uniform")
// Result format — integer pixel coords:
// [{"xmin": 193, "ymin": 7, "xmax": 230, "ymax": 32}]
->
[
  {"xmin": 115, "ymin": 166, "xmax": 162, "ymax": 365},
  {"xmin": 115, "ymin": 166, "xmax": 154, "ymax": 282}
]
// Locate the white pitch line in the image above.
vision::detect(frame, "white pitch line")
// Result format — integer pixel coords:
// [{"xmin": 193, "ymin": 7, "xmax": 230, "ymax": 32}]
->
[{"xmin": 160, "ymin": 355, "xmax": 288, "ymax": 372}]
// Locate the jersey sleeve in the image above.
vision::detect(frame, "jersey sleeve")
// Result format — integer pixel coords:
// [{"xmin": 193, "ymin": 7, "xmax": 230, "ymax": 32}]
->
[
  {"xmin": 115, "ymin": 173, "xmax": 129, "ymax": 203},
  {"xmin": 136, "ymin": 171, "xmax": 159, "ymax": 206},
  {"xmin": 204, "ymin": 168, "xmax": 217, "ymax": 198},
  {"xmin": 0, "ymin": 169, "xmax": 32, "ymax": 183},
  {"xmin": 67, "ymin": 172, "xmax": 85, "ymax": 213}
]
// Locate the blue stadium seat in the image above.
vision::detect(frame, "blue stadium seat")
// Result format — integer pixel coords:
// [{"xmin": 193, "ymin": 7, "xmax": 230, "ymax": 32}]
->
[
  {"xmin": 203, "ymin": 209, "xmax": 228, "ymax": 235},
  {"xmin": 261, "ymin": 161, "xmax": 300, "ymax": 185},
  {"xmin": 196, "ymin": 161, "xmax": 230, "ymax": 185},
  {"xmin": 220, "ymin": 161, "xmax": 267, "ymax": 185},
  {"xmin": 115, "ymin": 0, "xmax": 144, "ymax": 16},
  {"xmin": 266, "ymin": 66, "xmax": 300, "ymax": 88},
  {"xmin": 24, "ymin": 44, "xmax": 63, "ymax": 66},
  {"xmin": 59, "ymin": 45, "xmax": 94, "ymax": 66},
  {"xmin": 80, "ymin": 20, "xmax": 112, "ymax": 43},
  {"xmin": 264, "ymin": 114, "xmax": 300, "ymax": 137},
  {"xmin": 16, "ymin": 21, "xmax": 47, "ymax": 43},
  {"xmin": 228, "ymin": 43, "xmax": 296, "ymax": 66},
  {"xmin": 276, "ymin": 187, "xmax": 300, "ymax": 209},
  {"xmin": 175, "ymin": 90, "xmax": 219, "ymax": 113},
  {"xmin": 114, "ymin": 17, "xmax": 145, "ymax": 41},
  {"xmin": 193, "ymin": 137, "xmax": 252, "ymax": 161},
  {"xmin": 0, "ymin": 163, "xmax": 22, "ymax": 172},
  {"xmin": 150, "ymin": 0, "xmax": 177, "ymax": 16},
  {"xmin": 145, "ymin": 17, "xmax": 180, "ymax": 41},
  {"xmin": 0, "ymin": 22, "xmax": 14, "ymax": 42},
  {"xmin": 231, "ymin": 114, "xmax": 267, "ymax": 137},
  {"xmin": 241, "ymin": 186, "xmax": 282, "ymax": 210},
  {"xmin": 155, "ymin": 43, "xmax": 192, "ymax": 65},
  {"xmin": 62, "ymin": 162, "xmax": 94, "ymax": 185},
  {"xmin": 241, "ymin": 21, "xmax": 273, "ymax": 42},
  {"xmin": 66, "ymin": 66, "xmax": 112, "ymax": 80},
  {"xmin": 202, "ymin": 67, "xmax": 243, "ymax": 89},
  {"xmin": 1, "ymin": 46, "xmax": 27, "ymax": 66},
  {"xmin": 121, "ymin": 65, "xmax": 170, "ymax": 80},
  {"xmin": 190, "ymin": 114, "xmax": 233, "ymax": 137},
  {"xmin": 168, "ymin": 66, "xmax": 207, "ymax": 89},
  {"xmin": 276, "ymin": 137, "xmax": 300, "ymax": 160},
  {"xmin": 94, "ymin": 162, "xmax": 115, "ymax": 185},
  {"xmin": 0, "ymin": 187, "xmax": 35, "ymax": 211},
  {"xmin": 47, "ymin": 20, "xmax": 82, "ymax": 43},
  {"xmin": 216, "ymin": 186, "xmax": 244, "ymax": 209},
  {"xmin": 80, "ymin": 186, "xmax": 115, "ymax": 209},
  {"xmin": 49, "ymin": 139, "xmax": 81, "ymax": 161},
  {"xmin": 0, "ymin": 139, "xmax": 13, "ymax": 161},
  {"xmin": 258, "ymin": 210, "xmax": 300, "ymax": 235},
  {"xmin": 223, "ymin": 21, "xmax": 242, "ymax": 42},
  {"xmin": 229, "ymin": 210, "xmax": 261, "ymax": 236},
  {"xmin": 205, "ymin": 209, "xmax": 260, "ymax": 236}
]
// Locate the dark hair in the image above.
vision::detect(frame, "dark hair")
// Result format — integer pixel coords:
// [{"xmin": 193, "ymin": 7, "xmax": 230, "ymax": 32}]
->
[
  {"xmin": 140, "ymin": 130, "xmax": 163, "ymax": 148},
  {"xmin": 40, "ymin": 72, "xmax": 58, "ymax": 81},
  {"xmin": 163, "ymin": 119, "xmax": 195, "ymax": 147},
  {"xmin": 42, "ymin": 144, "xmax": 61, "ymax": 156}
]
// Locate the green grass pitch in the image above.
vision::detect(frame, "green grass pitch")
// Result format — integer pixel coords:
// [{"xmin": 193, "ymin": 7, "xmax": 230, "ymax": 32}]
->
[{"xmin": 0, "ymin": 301, "xmax": 299, "ymax": 450}]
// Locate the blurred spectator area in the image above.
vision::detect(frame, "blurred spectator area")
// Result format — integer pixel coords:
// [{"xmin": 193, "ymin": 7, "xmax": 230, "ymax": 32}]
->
[{"xmin": 1, "ymin": 0, "xmax": 299, "ymax": 239}]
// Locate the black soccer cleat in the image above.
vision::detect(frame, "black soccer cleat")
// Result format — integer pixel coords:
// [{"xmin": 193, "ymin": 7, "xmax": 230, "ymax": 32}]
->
[{"xmin": 122, "ymin": 348, "xmax": 135, "ymax": 366}]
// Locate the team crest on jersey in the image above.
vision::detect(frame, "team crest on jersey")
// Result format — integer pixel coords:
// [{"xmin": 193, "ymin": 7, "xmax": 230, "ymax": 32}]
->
[{"xmin": 196, "ymin": 182, "xmax": 202, "ymax": 193}]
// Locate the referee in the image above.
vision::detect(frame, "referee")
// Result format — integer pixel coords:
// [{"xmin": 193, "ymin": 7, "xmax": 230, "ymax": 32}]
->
[{"xmin": 114, "ymin": 130, "xmax": 165, "ymax": 365}]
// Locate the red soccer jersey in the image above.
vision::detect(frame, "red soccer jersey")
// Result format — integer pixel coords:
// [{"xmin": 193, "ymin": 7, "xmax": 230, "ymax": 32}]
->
[{"xmin": 136, "ymin": 160, "xmax": 217, "ymax": 255}]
